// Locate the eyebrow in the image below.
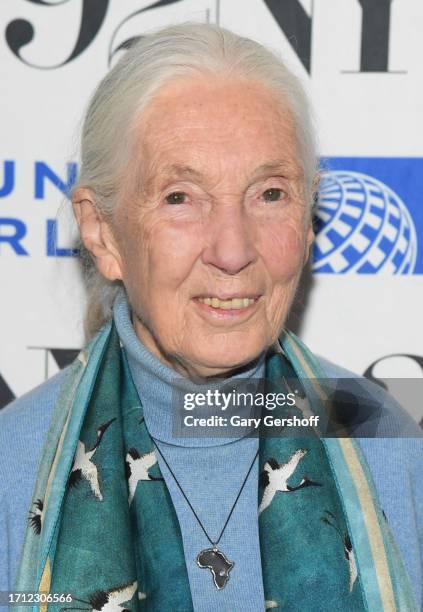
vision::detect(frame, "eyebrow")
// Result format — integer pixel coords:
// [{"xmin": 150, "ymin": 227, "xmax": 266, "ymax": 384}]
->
[{"xmin": 249, "ymin": 160, "xmax": 294, "ymax": 180}]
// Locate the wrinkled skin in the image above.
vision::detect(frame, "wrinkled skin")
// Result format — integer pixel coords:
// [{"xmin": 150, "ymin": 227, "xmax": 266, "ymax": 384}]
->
[{"xmin": 74, "ymin": 74, "xmax": 315, "ymax": 380}]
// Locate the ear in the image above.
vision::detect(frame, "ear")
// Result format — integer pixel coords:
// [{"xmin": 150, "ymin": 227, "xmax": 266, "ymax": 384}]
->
[
  {"xmin": 311, "ymin": 170, "xmax": 321, "ymax": 196},
  {"xmin": 303, "ymin": 171, "xmax": 319, "ymax": 264},
  {"xmin": 303, "ymin": 220, "xmax": 315, "ymax": 265},
  {"xmin": 72, "ymin": 188, "xmax": 123, "ymax": 281}
]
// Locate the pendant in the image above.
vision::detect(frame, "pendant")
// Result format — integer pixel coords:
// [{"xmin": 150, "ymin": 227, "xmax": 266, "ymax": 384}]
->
[{"xmin": 197, "ymin": 547, "xmax": 234, "ymax": 589}]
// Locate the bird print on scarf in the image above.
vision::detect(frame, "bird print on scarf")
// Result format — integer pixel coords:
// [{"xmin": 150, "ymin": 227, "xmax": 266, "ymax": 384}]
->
[
  {"xmin": 68, "ymin": 417, "xmax": 116, "ymax": 501},
  {"xmin": 259, "ymin": 449, "xmax": 322, "ymax": 514},
  {"xmin": 28, "ymin": 498, "xmax": 44, "ymax": 535},
  {"xmin": 321, "ymin": 510, "xmax": 358, "ymax": 593},
  {"xmin": 125, "ymin": 447, "xmax": 164, "ymax": 505},
  {"xmin": 60, "ymin": 580, "xmax": 138, "ymax": 612}
]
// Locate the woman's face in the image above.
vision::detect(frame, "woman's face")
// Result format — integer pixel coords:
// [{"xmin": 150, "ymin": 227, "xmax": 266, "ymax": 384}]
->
[{"xmin": 111, "ymin": 74, "xmax": 314, "ymax": 379}]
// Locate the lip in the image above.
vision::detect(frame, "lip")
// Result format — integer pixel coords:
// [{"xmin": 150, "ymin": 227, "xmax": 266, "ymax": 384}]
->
[
  {"xmin": 194, "ymin": 293, "xmax": 261, "ymax": 300},
  {"xmin": 192, "ymin": 295, "xmax": 262, "ymax": 321}
]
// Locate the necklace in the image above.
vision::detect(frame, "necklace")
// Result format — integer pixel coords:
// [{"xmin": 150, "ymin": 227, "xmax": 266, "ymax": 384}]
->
[{"xmin": 151, "ymin": 438, "xmax": 259, "ymax": 589}]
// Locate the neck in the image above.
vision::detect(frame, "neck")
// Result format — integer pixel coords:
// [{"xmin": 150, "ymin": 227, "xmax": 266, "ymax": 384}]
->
[
  {"xmin": 131, "ymin": 311, "xmax": 269, "ymax": 382},
  {"xmin": 113, "ymin": 288, "xmax": 268, "ymax": 447}
]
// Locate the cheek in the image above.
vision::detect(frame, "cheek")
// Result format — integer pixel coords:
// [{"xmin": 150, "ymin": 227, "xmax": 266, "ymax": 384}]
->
[
  {"xmin": 151, "ymin": 224, "xmax": 199, "ymax": 287},
  {"xmin": 262, "ymin": 221, "xmax": 305, "ymax": 278},
  {"xmin": 121, "ymin": 216, "xmax": 202, "ymax": 293}
]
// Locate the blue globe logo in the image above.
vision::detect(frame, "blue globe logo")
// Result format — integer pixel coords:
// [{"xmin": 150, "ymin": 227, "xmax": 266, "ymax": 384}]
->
[{"xmin": 312, "ymin": 171, "xmax": 417, "ymax": 274}]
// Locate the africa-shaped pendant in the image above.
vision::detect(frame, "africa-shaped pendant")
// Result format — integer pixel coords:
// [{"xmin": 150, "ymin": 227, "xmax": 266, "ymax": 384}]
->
[{"xmin": 197, "ymin": 547, "xmax": 234, "ymax": 589}]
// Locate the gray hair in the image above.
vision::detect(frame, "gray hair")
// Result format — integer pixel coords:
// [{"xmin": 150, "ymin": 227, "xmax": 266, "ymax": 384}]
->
[{"xmin": 73, "ymin": 22, "xmax": 319, "ymax": 340}]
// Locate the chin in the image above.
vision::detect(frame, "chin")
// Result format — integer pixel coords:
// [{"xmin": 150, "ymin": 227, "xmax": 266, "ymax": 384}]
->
[{"xmin": 189, "ymin": 339, "xmax": 265, "ymax": 375}]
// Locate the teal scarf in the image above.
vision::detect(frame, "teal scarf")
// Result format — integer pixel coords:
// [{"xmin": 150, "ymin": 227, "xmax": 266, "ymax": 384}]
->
[{"xmin": 15, "ymin": 322, "xmax": 418, "ymax": 611}]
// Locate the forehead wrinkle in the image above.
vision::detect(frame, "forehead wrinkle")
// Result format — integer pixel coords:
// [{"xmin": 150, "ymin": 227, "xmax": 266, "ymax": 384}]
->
[
  {"xmin": 161, "ymin": 160, "xmax": 297, "ymax": 181},
  {"xmin": 141, "ymin": 157, "xmax": 301, "ymax": 195},
  {"xmin": 161, "ymin": 163, "xmax": 206, "ymax": 182}
]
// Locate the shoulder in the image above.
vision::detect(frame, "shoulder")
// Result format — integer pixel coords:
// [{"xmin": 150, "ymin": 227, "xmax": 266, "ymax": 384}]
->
[
  {"xmin": 0, "ymin": 368, "xmax": 71, "ymax": 591},
  {"xmin": 314, "ymin": 353, "xmax": 422, "ymax": 472},
  {"xmin": 0, "ymin": 368, "xmax": 69, "ymax": 489},
  {"xmin": 0, "ymin": 367, "xmax": 69, "ymax": 438},
  {"xmin": 0, "ymin": 323, "xmax": 113, "ymax": 487},
  {"xmin": 314, "ymin": 354, "xmax": 423, "ymax": 439},
  {"xmin": 311, "ymin": 355, "xmax": 422, "ymax": 507}
]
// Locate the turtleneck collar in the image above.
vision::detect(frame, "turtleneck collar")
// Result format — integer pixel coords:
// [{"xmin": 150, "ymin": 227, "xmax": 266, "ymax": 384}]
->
[{"xmin": 113, "ymin": 288, "xmax": 267, "ymax": 447}]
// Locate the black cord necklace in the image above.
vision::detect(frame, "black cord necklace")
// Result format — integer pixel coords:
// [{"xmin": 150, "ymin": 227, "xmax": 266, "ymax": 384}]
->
[{"xmin": 151, "ymin": 438, "xmax": 259, "ymax": 590}]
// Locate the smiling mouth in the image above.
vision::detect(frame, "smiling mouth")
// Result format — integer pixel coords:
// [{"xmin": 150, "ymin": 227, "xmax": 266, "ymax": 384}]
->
[{"xmin": 194, "ymin": 295, "xmax": 261, "ymax": 311}]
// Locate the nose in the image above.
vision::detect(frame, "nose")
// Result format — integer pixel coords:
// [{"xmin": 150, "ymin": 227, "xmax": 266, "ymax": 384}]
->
[{"xmin": 201, "ymin": 203, "xmax": 257, "ymax": 275}]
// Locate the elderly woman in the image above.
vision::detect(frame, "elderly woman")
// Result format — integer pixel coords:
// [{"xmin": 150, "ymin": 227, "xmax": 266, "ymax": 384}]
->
[{"xmin": 0, "ymin": 23, "xmax": 421, "ymax": 612}]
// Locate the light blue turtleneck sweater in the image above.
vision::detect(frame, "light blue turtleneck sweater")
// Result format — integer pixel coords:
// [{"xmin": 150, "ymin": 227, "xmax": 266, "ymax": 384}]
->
[
  {"xmin": 113, "ymin": 291, "xmax": 267, "ymax": 611},
  {"xmin": 1, "ymin": 292, "xmax": 422, "ymax": 610}
]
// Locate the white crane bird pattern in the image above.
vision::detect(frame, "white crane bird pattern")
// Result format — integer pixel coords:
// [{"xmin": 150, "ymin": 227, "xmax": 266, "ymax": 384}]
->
[
  {"xmin": 258, "ymin": 448, "xmax": 323, "ymax": 514},
  {"xmin": 68, "ymin": 417, "xmax": 116, "ymax": 501}
]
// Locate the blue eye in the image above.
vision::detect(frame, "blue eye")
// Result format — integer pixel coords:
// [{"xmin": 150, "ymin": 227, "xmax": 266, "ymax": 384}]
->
[
  {"xmin": 165, "ymin": 191, "xmax": 187, "ymax": 205},
  {"xmin": 262, "ymin": 188, "xmax": 284, "ymax": 202}
]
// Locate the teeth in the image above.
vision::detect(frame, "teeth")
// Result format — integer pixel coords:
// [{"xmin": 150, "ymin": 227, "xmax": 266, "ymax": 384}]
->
[
  {"xmin": 231, "ymin": 298, "xmax": 244, "ymax": 309},
  {"xmin": 198, "ymin": 297, "xmax": 256, "ymax": 309}
]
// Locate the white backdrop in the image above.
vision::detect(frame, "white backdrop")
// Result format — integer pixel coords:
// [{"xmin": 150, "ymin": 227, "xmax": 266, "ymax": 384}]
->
[{"xmin": 1, "ymin": 0, "xmax": 422, "ymax": 424}]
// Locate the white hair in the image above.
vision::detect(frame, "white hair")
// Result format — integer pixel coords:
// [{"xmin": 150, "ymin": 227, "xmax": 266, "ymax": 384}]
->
[{"xmin": 72, "ymin": 22, "xmax": 319, "ymax": 340}]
